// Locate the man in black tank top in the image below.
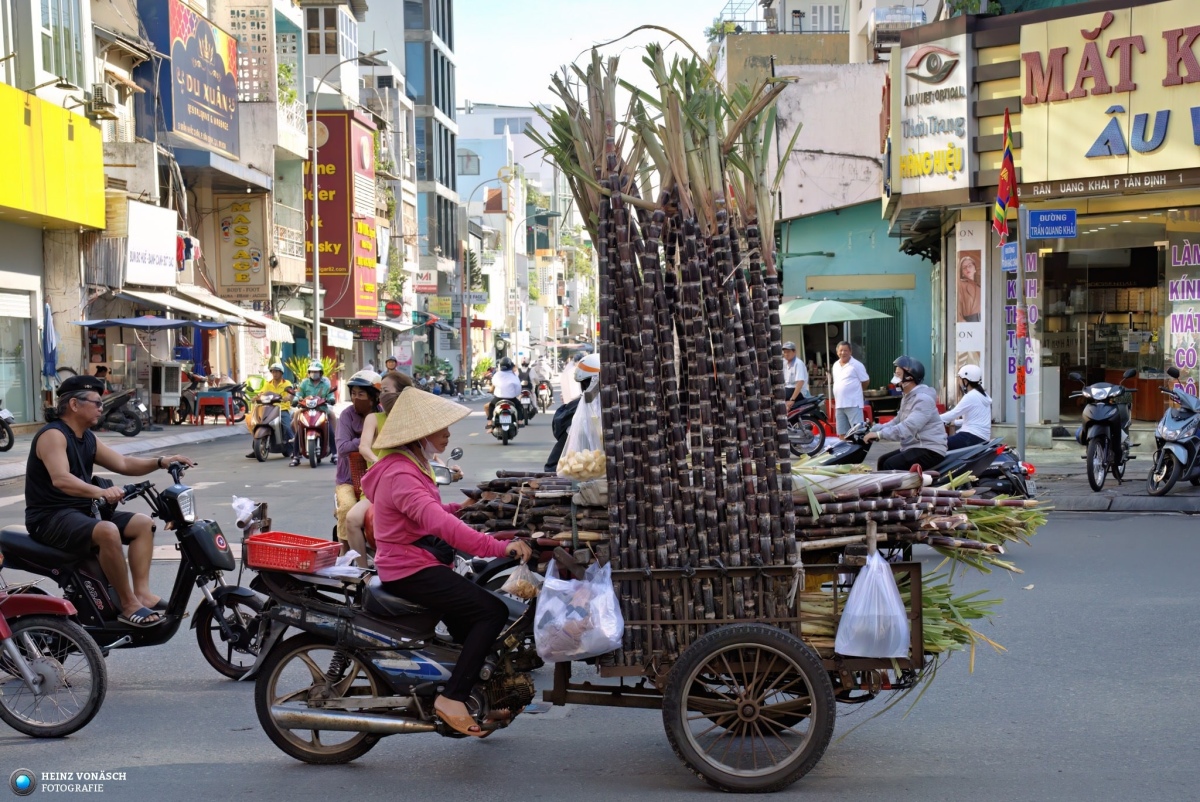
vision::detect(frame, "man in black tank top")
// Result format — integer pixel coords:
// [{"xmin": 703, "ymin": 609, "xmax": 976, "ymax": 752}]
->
[{"xmin": 26, "ymin": 376, "xmax": 193, "ymax": 627}]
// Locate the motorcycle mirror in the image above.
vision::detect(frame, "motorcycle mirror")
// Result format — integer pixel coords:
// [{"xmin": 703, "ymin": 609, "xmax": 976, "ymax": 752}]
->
[
  {"xmin": 1168, "ymin": 367, "xmax": 1182, "ymax": 379},
  {"xmin": 1068, "ymin": 371, "xmax": 1084, "ymax": 383},
  {"xmin": 1122, "ymin": 368, "xmax": 1137, "ymax": 380},
  {"xmin": 432, "ymin": 465, "xmax": 453, "ymax": 486},
  {"xmin": 449, "ymin": 447, "xmax": 463, "ymax": 460}
]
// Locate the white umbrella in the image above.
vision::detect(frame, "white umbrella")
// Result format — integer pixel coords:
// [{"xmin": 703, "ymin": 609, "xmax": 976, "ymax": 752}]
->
[{"xmin": 779, "ymin": 300, "xmax": 892, "ymax": 389}]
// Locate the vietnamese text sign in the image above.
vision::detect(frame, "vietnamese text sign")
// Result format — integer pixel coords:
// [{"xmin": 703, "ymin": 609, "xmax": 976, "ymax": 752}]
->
[
  {"xmin": 1001, "ymin": 241, "xmax": 1019, "ymax": 272},
  {"xmin": 124, "ymin": 200, "xmax": 177, "ymax": 287},
  {"xmin": 898, "ymin": 33, "xmax": 973, "ymax": 196},
  {"xmin": 214, "ymin": 194, "xmax": 269, "ymax": 301},
  {"xmin": 1027, "ymin": 209, "xmax": 1077, "ymax": 240}
]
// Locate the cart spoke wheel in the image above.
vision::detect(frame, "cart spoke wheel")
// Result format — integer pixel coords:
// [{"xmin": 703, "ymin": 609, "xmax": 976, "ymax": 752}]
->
[{"xmin": 663, "ymin": 624, "xmax": 835, "ymax": 793}]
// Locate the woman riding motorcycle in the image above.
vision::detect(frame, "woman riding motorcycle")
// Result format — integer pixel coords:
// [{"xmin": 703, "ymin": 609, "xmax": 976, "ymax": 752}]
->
[
  {"xmin": 940, "ymin": 364, "xmax": 993, "ymax": 450},
  {"xmin": 361, "ymin": 387, "xmax": 532, "ymax": 738},
  {"xmin": 863, "ymin": 356, "xmax": 947, "ymax": 472}
]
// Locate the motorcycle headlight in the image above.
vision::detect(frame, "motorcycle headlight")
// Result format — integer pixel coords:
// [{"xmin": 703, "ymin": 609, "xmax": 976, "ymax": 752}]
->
[
  {"xmin": 1182, "ymin": 418, "xmax": 1200, "ymax": 440},
  {"xmin": 1157, "ymin": 420, "xmax": 1168, "ymax": 439},
  {"xmin": 174, "ymin": 488, "xmax": 196, "ymax": 523},
  {"xmin": 1089, "ymin": 387, "xmax": 1110, "ymax": 401}
]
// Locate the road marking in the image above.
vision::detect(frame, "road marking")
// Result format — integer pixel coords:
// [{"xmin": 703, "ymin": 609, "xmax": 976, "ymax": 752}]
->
[{"xmin": 0, "ymin": 495, "xmax": 24, "ymax": 508}]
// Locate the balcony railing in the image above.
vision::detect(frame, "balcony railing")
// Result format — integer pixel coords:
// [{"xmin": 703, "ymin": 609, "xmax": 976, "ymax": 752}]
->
[
  {"xmin": 279, "ymin": 98, "xmax": 307, "ymax": 137},
  {"xmin": 274, "ymin": 202, "xmax": 305, "ymax": 259}
]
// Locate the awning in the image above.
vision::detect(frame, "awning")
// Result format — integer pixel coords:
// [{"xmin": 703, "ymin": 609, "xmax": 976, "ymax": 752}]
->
[
  {"xmin": 278, "ymin": 310, "xmax": 354, "ymax": 350},
  {"xmin": 175, "ymin": 284, "xmax": 294, "ymax": 343},
  {"xmin": 374, "ymin": 318, "xmax": 414, "ymax": 333},
  {"xmin": 116, "ymin": 289, "xmax": 232, "ymax": 321}
]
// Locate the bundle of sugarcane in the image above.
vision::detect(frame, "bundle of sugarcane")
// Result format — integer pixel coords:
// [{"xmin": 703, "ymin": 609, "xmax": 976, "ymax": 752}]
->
[{"xmin": 455, "ymin": 474, "xmax": 612, "ymax": 537}]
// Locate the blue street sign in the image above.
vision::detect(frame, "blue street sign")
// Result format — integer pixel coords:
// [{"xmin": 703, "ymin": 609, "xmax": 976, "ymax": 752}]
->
[
  {"xmin": 1001, "ymin": 242, "xmax": 1018, "ymax": 272},
  {"xmin": 1027, "ymin": 209, "xmax": 1077, "ymax": 239}
]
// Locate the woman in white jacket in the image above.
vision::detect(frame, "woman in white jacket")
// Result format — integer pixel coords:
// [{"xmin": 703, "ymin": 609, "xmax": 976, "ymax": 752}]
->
[{"xmin": 942, "ymin": 364, "xmax": 992, "ymax": 450}]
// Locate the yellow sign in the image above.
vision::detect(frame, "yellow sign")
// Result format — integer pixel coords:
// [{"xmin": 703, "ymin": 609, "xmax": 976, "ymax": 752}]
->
[
  {"xmin": 0, "ymin": 83, "xmax": 104, "ymax": 228},
  {"xmin": 429, "ymin": 297, "xmax": 452, "ymax": 317},
  {"xmin": 1020, "ymin": 0, "xmax": 1200, "ymax": 184},
  {"xmin": 214, "ymin": 195, "xmax": 269, "ymax": 301}
]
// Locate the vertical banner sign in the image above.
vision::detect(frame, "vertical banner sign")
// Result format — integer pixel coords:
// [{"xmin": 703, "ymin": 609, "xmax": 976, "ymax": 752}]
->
[
  {"xmin": 396, "ymin": 334, "xmax": 413, "ymax": 368},
  {"xmin": 1167, "ymin": 230, "xmax": 1200, "ymax": 396},
  {"xmin": 214, "ymin": 194, "xmax": 268, "ymax": 301},
  {"xmin": 954, "ymin": 222, "xmax": 987, "ymax": 380},
  {"xmin": 1005, "ymin": 251, "xmax": 1042, "ymax": 423}
]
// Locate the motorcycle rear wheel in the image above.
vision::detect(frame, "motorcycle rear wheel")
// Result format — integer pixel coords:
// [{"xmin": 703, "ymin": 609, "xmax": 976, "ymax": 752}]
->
[
  {"xmin": 788, "ymin": 418, "xmax": 826, "ymax": 457},
  {"xmin": 254, "ymin": 634, "xmax": 382, "ymax": 764},
  {"xmin": 0, "ymin": 419, "xmax": 13, "ymax": 452},
  {"xmin": 195, "ymin": 595, "xmax": 265, "ymax": 679},
  {"xmin": 119, "ymin": 411, "xmax": 142, "ymax": 437},
  {"xmin": 1147, "ymin": 450, "xmax": 1181, "ymax": 497},
  {"xmin": 309, "ymin": 447, "xmax": 318, "ymax": 468},
  {"xmin": 1086, "ymin": 438, "xmax": 1108, "ymax": 492},
  {"xmin": 0, "ymin": 615, "xmax": 107, "ymax": 738}
]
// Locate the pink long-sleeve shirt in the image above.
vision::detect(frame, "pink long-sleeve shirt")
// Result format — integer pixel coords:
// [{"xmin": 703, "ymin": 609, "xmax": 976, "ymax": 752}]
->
[{"xmin": 361, "ymin": 451, "xmax": 508, "ymax": 582}]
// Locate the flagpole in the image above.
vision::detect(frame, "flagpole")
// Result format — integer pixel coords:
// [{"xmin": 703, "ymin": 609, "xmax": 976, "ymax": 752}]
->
[{"xmin": 1016, "ymin": 205, "xmax": 1027, "ymax": 461}]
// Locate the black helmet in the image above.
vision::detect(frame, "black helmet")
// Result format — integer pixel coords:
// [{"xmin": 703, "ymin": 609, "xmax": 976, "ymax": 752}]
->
[
  {"xmin": 893, "ymin": 355, "xmax": 925, "ymax": 384},
  {"xmin": 499, "ymin": 357, "xmax": 515, "ymax": 370}
]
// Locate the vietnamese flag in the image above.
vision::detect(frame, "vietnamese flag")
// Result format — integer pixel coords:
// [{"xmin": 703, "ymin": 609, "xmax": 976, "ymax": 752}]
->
[{"xmin": 992, "ymin": 108, "xmax": 1018, "ymax": 245}]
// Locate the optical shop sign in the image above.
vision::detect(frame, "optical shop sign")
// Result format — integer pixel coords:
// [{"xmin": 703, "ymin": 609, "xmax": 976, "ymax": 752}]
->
[
  {"xmin": 1019, "ymin": 0, "xmax": 1200, "ymax": 187},
  {"xmin": 1166, "ymin": 231, "xmax": 1200, "ymax": 396},
  {"xmin": 898, "ymin": 33, "xmax": 973, "ymax": 195}
]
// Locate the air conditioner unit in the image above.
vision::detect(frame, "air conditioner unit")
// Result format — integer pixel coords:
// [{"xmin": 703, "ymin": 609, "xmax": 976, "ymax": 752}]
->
[{"xmin": 90, "ymin": 83, "xmax": 117, "ymax": 108}]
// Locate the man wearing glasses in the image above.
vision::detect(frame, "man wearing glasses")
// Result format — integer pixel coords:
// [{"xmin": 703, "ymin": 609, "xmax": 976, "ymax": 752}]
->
[{"xmin": 24, "ymin": 376, "xmax": 193, "ymax": 628}]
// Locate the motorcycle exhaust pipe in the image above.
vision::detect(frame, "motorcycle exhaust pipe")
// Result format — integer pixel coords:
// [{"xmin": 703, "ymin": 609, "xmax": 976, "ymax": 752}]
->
[{"xmin": 270, "ymin": 706, "xmax": 437, "ymax": 734}]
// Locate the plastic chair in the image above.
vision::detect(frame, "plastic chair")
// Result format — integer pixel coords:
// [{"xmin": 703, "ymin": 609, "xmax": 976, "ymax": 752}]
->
[{"xmin": 193, "ymin": 390, "xmax": 233, "ymax": 425}]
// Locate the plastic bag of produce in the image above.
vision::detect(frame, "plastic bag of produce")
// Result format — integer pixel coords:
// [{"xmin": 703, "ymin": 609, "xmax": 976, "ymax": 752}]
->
[
  {"xmin": 499, "ymin": 562, "xmax": 543, "ymax": 600},
  {"xmin": 534, "ymin": 560, "xmax": 624, "ymax": 663},
  {"xmin": 834, "ymin": 551, "xmax": 910, "ymax": 658},
  {"xmin": 557, "ymin": 392, "xmax": 605, "ymax": 480}
]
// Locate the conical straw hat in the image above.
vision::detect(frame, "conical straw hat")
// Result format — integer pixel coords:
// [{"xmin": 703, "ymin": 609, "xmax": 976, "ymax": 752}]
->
[{"xmin": 374, "ymin": 387, "xmax": 470, "ymax": 451}]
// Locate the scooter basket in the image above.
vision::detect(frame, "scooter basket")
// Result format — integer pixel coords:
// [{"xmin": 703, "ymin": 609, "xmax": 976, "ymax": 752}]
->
[{"xmin": 245, "ymin": 531, "xmax": 340, "ymax": 573}]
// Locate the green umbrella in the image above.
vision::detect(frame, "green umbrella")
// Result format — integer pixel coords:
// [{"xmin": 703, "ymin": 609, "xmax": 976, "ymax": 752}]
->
[{"xmin": 779, "ymin": 299, "xmax": 892, "ymax": 388}]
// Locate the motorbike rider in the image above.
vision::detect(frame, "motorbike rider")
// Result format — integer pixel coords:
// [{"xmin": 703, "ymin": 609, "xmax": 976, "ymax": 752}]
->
[
  {"xmin": 518, "ymin": 359, "xmax": 532, "ymax": 392},
  {"xmin": 290, "ymin": 360, "xmax": 338, "ymax": 467},
  {"xmin": 361, "ymin": 387, "xmax": 532, "ymax": 737},
  {"xmin": 25, "ymin": 375, "xmax": 194, "ymax": 627},
  {"xmin": 560, "ymin": 352, "xmax": 585, "ymax": 405},
  {"xmin": 530, "ymin": 357, "xmax": 552, "ymax": 385},
  {"xmin": 545, "ymin": 353, "xmax": 601, "ymax": 472},
  {"xmin": 940, "ymin": 364, "xmax": 993, "ymax": 450},
  {"xmin": 246, "ymin": 362, "xmax": 294, "ymax": 459},
  {"xmin": 862, "ymin": 356, "xmax": 947, "ymax": 472},
  {"xmin": 485, "ymin": 357, "xmax": 526, "ymax": 428},
  {"xmin": 384, "ymin": 355, "xmax": 398, "ymax": 373},
  {"xmin": 333, "ymin": 370, "xmax": 381, "ymax": 555}
]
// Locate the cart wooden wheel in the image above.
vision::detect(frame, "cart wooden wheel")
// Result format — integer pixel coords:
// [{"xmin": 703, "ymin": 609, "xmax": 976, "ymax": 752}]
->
[{"xmin": 662, "ymin": 623, "xmax": 835, "ymax": 793}]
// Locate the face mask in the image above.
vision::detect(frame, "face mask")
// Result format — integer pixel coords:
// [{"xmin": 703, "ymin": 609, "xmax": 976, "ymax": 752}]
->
[
  {"xmin": 380, "ymin": 390, "xmax": 400, "ymax": 414},
  {"xmin": 419, "ymin": 436, "xmax": 445, "ymax": 458}
]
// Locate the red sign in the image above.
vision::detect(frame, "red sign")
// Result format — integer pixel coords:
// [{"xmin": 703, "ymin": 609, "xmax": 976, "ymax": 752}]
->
[
  {"xmin": 384, "ymin": 300, "xmax": 403, "ymax": 319},
  {"xmin": 359, "ymin": 326, "xmax": 381, "ymax": 342},
  {"xmin": 1015, "ymin": 306, "xmax": 1028, "ymax": 338},
  {"xmin": 1016, "ymin": 365, "xmax": 1026, "ymax": 397}
]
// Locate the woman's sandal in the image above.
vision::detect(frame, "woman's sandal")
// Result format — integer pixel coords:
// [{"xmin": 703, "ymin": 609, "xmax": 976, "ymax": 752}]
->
[
  {"xmin": 433, "ymin": 703, "xmax": 484, "ymax": 738},
  {"xmin": 118, "ymin": 607, "xmax": 164, "ymax": 628}
]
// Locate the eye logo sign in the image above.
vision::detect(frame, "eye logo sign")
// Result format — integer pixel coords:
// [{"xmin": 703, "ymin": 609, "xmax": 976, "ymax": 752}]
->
[{"xmin": 906, "ymin": 45, "xmax": 960, "ymax": 85}]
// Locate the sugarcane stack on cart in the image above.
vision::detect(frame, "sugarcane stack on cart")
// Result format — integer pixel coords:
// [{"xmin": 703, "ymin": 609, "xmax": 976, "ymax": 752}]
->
[{"xmin": 481, "ymin": 40, "xmax": 1054, "ymax": 793}]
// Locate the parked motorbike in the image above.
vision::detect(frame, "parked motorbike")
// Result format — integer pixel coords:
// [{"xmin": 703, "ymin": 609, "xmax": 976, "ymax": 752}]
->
[
  {"xmin": 0, "ymin": 397, "xmax": 15, "ymax": 451},
  {"xmin": 787, "ymin": 394, "xmax": 828, "ymax": 457},
  {"xmin": 295, "ymin": 395, "xmax": 334, "ymax": 468},
  {"xmin": 0, "ymin": 462, "xmax": 267, "ymax": 680},
  {"xmin": 1147, "ymin": 367, "xmax": 1200, "ymax": 496},
  {"xmin": 247, "ymin": 392, "xmax": 292, "ymax": 462},
  {"xmin": 0, "ymin": 560, "xmax": 107, "ymax": 737},
  {"xmin": 535, "ymin": 380, "xmax": 553, "ymax": 413},
  {"xmin": 93, "ymin": 388, "xmax": 142, "ymax": 437},
  {"xmin": 1071, "ymin": 368, "xmax": 1137, "ymax": 491},
  {"xmin": 490, "ymin": 399, "xmax": 521, "ymax": 445}
]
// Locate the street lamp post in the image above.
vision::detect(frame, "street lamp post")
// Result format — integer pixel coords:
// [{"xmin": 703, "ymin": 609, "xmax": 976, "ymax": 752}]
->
[
  {"xmin": 460, "ymin": 177, "xmax": 508, "ymax": 389},
  {"xmin": 512, "ymin": 209, "xmax": 561, "ymax": 357},
  {"xmin": 309, "ymin": 49, "xmax": 385, "ymax": 357}
]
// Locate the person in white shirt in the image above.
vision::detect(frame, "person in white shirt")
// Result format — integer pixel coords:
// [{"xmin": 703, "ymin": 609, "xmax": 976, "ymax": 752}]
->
[
  {"xmin": 486, "ymin": 358, "xmax": 527, "ymax": 427},
  {"xmin": 831, "ymin": 341, "xmax": 870, "ymax": 436},
  {"xmin": 783, "ymin": 341, "xmax": 808, "ymax": 409},
  {"xmin": 940, "ymin": 364, "xmax": 993, "ymax": 449},
  {"xmin": 559, "ymin": 353, "xmax": 584, "ymax": 405},
  {"xmin": 530, "ymin": 358, "xmax": 552, "ymax": 384}
]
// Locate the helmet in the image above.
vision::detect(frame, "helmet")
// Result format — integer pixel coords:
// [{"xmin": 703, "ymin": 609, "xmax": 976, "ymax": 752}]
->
[
  {"xmin": 892, "ymin": 355, "xmax": 925, "ymax": 384},
  {"xmin": 347, "ymin": 369, "xmax": 382, "ymax": 389},
  {"xmin": 307, "ymin": 360, "xmax": 323, "ymax": 374},
  {"xmin": 384, "ymin": 355, "xmax": 398, "ymax": 365},
  {"xmin": 268, "ymin": 362, "xmax": 284, "ymax": 373},
  {"xmin": 957, "ymin": 364, "xmax": 983, "ymax": 384},
  {"xmin": 499, "ymin": 357, "xmax": 515, "ymax": 371},
  {"xmin": 575, "ymin": 353, "xmax": 601, "ymax": 385}
]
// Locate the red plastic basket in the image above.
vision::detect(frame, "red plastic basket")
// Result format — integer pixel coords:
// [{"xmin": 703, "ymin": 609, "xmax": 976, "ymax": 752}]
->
[{"xmin": 245, "ymin": 531, "xmax": 340, "ymax": 574}]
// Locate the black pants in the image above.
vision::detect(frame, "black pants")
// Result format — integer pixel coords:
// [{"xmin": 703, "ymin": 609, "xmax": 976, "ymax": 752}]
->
[
  {"xmin": 486, "ymin": 396, "xmax": 527, "ymax": 424},
  {"xmin": 878, "ymin": 447, "xmax": 944, "ymax": 472},
  {"xmin": 382, "ymin": 567, "xmax": 509, "ymax": 702},
  {"xmin": 946, "ymin": 431, "xmax": 985, "ymax": 450}
]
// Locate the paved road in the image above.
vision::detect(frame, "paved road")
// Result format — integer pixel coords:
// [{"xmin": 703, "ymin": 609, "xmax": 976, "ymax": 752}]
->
[{"xmin": 1, "ymin": 409, "xmax": 1198, "ymax": 800}]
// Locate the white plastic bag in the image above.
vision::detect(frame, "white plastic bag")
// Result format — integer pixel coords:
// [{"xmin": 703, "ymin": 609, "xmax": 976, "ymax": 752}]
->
[
  {"xmin": 500, "ymin": 562, "xmax": 543, "ymax": 600},
  {"xmin": 557, "ymin": 393, "xmax": 605, "ymax": 480},
  {"xmin": 534, "ymin": 560, "xmax": 624, "ymax": 663},
  {"xmin": 834, "ymin": 551, "xmax": 910, "ymax": 658}
]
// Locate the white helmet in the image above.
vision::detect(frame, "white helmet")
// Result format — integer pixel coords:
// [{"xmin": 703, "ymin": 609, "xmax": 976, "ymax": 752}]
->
[
  {"xmin": 268, "ymin": 362, "xmax": 284, "ymax": 373},
  {"xmin": 575, "ymin": 352, "xmax": 601, "ymax": 384},
  {"xmin": 307, "ymin": 360, "xmax": 323, "ymax": 374},
  {"xmin": 957, "ymin": 364, "xmax": 983, "ymax": 384}
]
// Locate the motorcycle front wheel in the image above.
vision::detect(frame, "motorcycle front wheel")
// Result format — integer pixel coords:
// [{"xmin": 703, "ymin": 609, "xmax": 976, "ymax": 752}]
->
[
  {"xmin": 0, "ymin": 615, "xmax": 107, "ymax": 738},
  {"xmin": 195, "ymin": 595, "xmax": 265, "ymax": 679},
  {"xmin": 0, "ymin": 419, "xmax": 13, "ymax": 452},
  {"xmin": 1086, "ymin": 438, "xmax": 1108, "ymax": 492},
  {"xmin": 253, "ymin": 436, "xmax": 270, "ymax": 462},
  {"xmin": 254, "ymin": 634, "xmax": 381, "ymax": 764},
  {"xmin": 1147, "ymin": 450, "xmax": 1181, "ymax": 497}
]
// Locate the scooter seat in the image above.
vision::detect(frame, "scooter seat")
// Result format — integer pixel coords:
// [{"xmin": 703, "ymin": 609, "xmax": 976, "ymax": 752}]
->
[
  {"xmin": 0, "ymin": 525, "xmax": 91, "ymax": 569},
  {"xmin": 363, "ymin": 575, "xmax": 431, "ymax": 617}
]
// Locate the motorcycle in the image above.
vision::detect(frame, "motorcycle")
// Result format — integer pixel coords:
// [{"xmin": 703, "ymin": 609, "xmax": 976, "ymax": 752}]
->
[
  {"xmin": 1147, "ymin": 366, "xmax": 1200, "ymax": 496},
  {"xmin": 518, "ymin": 388, "xmax": 536, "ymax": 422},
  {"xmin": 94, "ymin": 388, "xmax": 142, "ymax": 437},
  {"xmin": 295, "ymin": 396, "xmax": 334, "ymax": 468},
  {"xmin": 247, "ymin": 392, "xmax": 292, "ymax": 462},
  {"xmin": 1070, "ymin": 368, "xmax": 1137, "ymax": 492},
  {"xmin": 0, "ymin": 397, "xmax": 14, "ymax": 451},
  {"xmin": 787, "ymin": 394, "xmax": 828, "ymax": 457},
  {"xmin": 535, "ymin": 380, "xmax": 553, "ymax": 413},
  {"xmin": 0, "ymin": 462, "xmax": 267, "ymax": 680},
  {"xmin": 247, "ymin": 523, "xmax": 542, "ymax": 762},
  {"xmin": 490, "ymin": 399, "xmax": 521, "ymax": 445},
  {"xmin": 0, "ymin": 560, "xmax": 108, "ymax": 737}
]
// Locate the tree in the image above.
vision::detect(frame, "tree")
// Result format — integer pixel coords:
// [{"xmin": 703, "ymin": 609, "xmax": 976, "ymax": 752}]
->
[
  {"xmin": 384, "ymin": 246, "xmax": 406, "ymax": 300},
  {"xmin": 946, "ymin": 0, "xmax": 1002, "ymax": 14},
  {"xmin": 704, "ymin": 19, "xmax": 739, "ymax": 42}
]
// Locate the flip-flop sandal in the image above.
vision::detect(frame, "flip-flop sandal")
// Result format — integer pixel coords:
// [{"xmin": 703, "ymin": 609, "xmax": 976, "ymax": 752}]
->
[
  {"xmin": 119, "ymin": 607, "xmax": 165, "ymax": 628},
  {"xmin": 433, "ymin": 704, "xmax": 484, "ymax": 738},
  {"xmin": 149, "ymin": 599, "xmax": 169, "ymax": 612}
]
